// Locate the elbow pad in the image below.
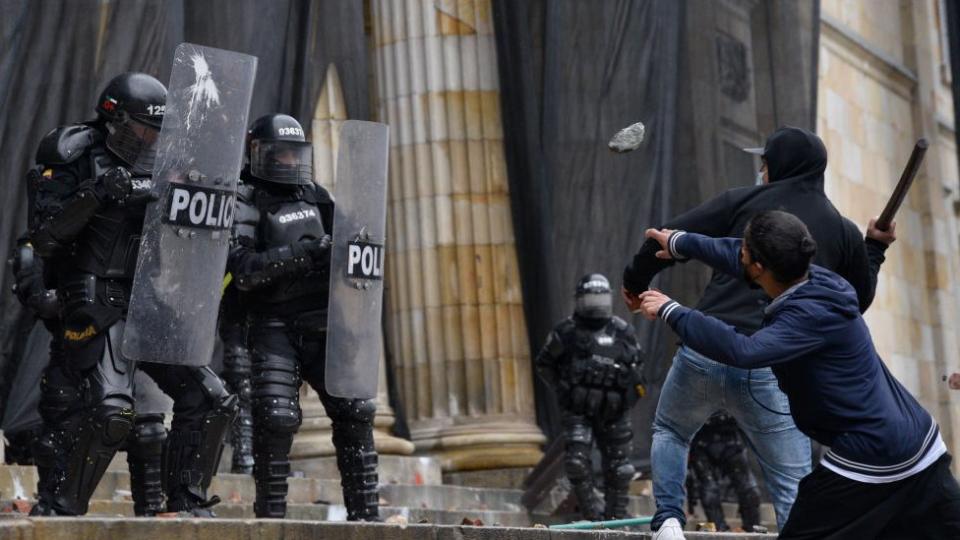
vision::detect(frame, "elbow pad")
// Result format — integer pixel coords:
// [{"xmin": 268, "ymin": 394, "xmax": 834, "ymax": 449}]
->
[{"xmin": 31, "ymin": 187, "xmax": 102, "ymax": 257}]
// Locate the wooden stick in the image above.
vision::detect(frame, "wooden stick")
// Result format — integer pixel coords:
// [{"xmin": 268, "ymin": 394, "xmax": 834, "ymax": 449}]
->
[{"xmin": 876, "ymin": 138, "xmax": 928, "ymax": 231}]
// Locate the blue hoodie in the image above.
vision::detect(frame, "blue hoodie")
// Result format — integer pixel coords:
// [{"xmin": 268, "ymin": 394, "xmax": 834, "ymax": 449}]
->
[{"xmin": 657, "ymin": 232, "xmax": 945, "ymax": 483}]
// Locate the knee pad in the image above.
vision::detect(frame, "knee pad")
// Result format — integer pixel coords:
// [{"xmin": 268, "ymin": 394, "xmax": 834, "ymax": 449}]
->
[
  {"xmin": 563, "ymin": 420, "xmax": 593, "ymax": 447},
  {"xmin": 564, "ymin": 448, "xmax": 592, "ymax": 481},
  {"xmin": 611, "ymin": 460, "xmax": 635, "ymax": 482},
  {"xmin": 251, "ymin": 350, "xmax": 301, "ymax": 434},
  {"xmin": 131, "ymin": 414, "xmax": 166, "ymax": 446},
  {"xmin": 325, "ymin": 397, "xmax": 376, "ymax": 425},
  {"xmin": 254, "ymin": 396, "xmax": 301, "ymax": 434},
  {"xmin": 92, "ymin": 405, "xmax": 135, "ymax": 446}
]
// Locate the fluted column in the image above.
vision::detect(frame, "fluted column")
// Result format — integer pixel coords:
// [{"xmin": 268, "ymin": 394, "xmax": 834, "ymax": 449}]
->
[
  {"xmin": 371, "ymin": 0, "xmax": 545, "ymax": 471},
  {"xmin": 290, "ymin": 63, "xmax": 415, "ymax": 464}
]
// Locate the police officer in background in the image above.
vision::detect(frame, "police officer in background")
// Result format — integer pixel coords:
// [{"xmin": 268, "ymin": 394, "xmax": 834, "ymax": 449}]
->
[
  {"xmin": 227, "ymin": 113, "xmax": 379, "ymax": 521},
  {"xmin": 535, "ymin": 274, "xmax": 645, "ymax": 521},
  {"xmin": 27, "ymin": 72, "xmax": 236, "ymax": 516},
  {"xmin": 219, "ymin": 285, "xmax": 255, "ymax": 474},
  {"xmin": 686, "ymin": 412, "xmax": 761, "ymax": 532}
]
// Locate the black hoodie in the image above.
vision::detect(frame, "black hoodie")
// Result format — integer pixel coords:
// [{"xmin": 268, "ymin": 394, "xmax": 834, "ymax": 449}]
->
[{"xmin": 623, "ymin": 126, "xmax": 888, "ymax": 334}]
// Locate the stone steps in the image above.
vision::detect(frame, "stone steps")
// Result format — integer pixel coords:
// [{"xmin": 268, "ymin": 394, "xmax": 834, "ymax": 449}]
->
[
  {"xmin": 0, "ymin": 517, "xmax": 778, "ymax": 540},
  {"xmin": 78, "ymin": 499, "xmax": 536, "ymax": 527},
  {"xmin": 685, "ymin": 501, "xmax": 778, "ymax": 533},
  {"xmin": 0, "ymin": 462, "xmax": 778, "ymax": 535}
]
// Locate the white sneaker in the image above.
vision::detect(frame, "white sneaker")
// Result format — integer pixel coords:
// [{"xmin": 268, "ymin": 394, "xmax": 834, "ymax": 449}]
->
[{"xmin": 652, "ymin": 518, "xmax": 686, "ymax": 540}]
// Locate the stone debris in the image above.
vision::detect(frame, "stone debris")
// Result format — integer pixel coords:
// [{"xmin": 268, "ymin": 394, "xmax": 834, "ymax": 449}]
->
[{"xmin": 384, "ymin": 514, "xmax": 408, "ymax": 528}]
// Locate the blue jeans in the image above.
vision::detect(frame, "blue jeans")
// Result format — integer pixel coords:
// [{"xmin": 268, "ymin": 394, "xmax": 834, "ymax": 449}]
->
[{"xmin": 651, "ymin": 345, "xmax": 811, "ymax": 530}]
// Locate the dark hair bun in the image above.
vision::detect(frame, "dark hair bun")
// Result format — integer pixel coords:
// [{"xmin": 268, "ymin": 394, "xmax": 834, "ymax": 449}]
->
[{"xmin": 799, "ymin": 237, "xmax": 817, "ymax": 257}]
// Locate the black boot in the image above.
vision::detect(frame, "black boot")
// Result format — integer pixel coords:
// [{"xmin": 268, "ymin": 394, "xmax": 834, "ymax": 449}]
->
[
  {"xmin": 252, "ymin": 431, "xmax": 293, "ymax": 518},
  {"xmin": 330, "ymin": 403, "xmax": 380, "ymax": 522},
  {"xmin": 53, "ymin": 404, "xmax": 135, "ymax": 515},
  {"xmin": 164, "ymin": 395, "xmax": 237, "ymax": 517},
  {"xmin": 127, "ymin": 413, "xmax": 166, "ymax": 516},
  {"xmin": 222, "ymin": 337, "xmax": 255, "ymax": 475}
]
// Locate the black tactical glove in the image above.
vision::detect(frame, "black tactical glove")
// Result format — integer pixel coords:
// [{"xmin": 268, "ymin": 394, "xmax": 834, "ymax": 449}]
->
[
  {"xmin": 101, "ymin": 166, "xmax": 134, "ymax": 202},
  {"xmin": 303, "ymin": 235, "xmax": 332, "ymax": 265}
]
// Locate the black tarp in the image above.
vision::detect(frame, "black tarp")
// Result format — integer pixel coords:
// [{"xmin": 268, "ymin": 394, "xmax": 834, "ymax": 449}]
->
[
  {"xmin": 492, "ymin": 0, "xmax": 684, "ymax": 465},
  {"xmin": 492, "ymin": 0, "xmax": 819, "ymax": 468},
  {"xmin": 946, "ymin": 0, "xmax": 960, "ymax": 179},
  {"xmin": 0, "ymin": 0, "xmax": 369, "ymax": 424}
]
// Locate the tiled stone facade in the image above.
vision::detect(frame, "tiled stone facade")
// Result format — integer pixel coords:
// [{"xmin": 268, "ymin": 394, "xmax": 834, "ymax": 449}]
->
[{"xmin": 818, "ymin": 0, "xmax": 960, "ymax": 461}]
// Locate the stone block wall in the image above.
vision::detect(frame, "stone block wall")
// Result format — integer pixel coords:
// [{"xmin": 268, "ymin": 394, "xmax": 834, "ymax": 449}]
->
[{"xmin": 818, "ymin": 0, "xmax": 960, "ymax": 458}]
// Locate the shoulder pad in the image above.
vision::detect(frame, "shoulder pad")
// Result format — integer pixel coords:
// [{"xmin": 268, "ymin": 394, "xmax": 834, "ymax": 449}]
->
[
  {"xmin": 555, "ymin": 317, "xmax": 577, "ymax": 336},
  {"xmin": 36, "ymin": 124, "xmax": 102, "ymax": 166},
  {"xmin": 233, "ymin": 188, "xmax": 260, "ymax": 230},
  {"xmin": 302, "ymin": 183, "xmax": 334, "ymax": 205},
  {"xmin": 610, "ymin": 316, "xmax": 630, "ymax": 332}
]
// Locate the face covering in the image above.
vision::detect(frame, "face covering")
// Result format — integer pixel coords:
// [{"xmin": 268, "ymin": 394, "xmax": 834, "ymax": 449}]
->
[{"xmin": 755, "ymin": 171, "xmax": 765, "ymax": 185}]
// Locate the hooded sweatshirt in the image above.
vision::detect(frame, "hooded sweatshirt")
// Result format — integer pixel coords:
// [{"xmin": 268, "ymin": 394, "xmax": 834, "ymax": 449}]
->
[
  {"xmin": 657, "ymin": 232, "xmax": 945, "ymax": 483},
  {"xmin": 624, "ymin": 126, "xmax": 888, "ymax": 333}
]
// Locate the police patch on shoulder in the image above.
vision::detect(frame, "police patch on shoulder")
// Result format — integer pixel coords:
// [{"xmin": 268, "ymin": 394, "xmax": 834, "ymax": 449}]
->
[
  {"xmin": 596, "ymin": 335, "xmax": 614, "ymax": 346},
  {"xmin": 64, "ymin": 325, "xmax": 97, "ymax": 342}
]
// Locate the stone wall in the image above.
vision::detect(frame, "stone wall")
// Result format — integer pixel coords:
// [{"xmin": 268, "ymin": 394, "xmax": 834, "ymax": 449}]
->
[{"xmin": 818, "ymin": 0, "xmax": 960, "ymax": 458}]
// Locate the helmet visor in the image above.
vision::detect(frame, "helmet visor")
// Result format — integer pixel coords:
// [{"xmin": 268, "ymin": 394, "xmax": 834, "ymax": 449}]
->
[
  {"xmin": 105, "ymin": 117, "xmax": 160, "ymax": 175},
  {"xmin": 250, "ymin": 140, "xmax": 313, "ymax": 185},
  {"xmin": 575, "ymin": 292, "xmax": 612, "ymax": 319}
]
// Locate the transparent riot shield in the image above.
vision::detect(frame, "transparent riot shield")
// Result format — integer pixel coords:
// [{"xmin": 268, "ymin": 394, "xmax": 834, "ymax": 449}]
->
[
  {"xmin": 324, "ymin": 121, "xmax": 390, "ymax": 399},
  {"xmin": 121, "ymin": 43, "xmax": 257, "ymax": 366}
]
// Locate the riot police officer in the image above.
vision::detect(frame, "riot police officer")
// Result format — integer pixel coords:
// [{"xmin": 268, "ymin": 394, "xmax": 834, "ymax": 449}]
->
[
  {"xmin": 226, "ymin": 113, "xmax": 379, "ymax": 521},
  {"xmin": 687, "ymin": 412, "xmax": 761, "ymax": 532},
  {"xmin": 535, "ymin": 274, "xmax": 645, "ymax": 520},
  {"xmin": 27, "ymin": 72, "xmax": 236, "ymax": 516},
  {"xmin": 8, "ymin": 235, "xmax": 66, "ymax": 514},
  {"xmin": 219, "ymin": 285, "xmax": 255, "ymax": 474},
  {"xmin": 12, "ymin": 236, "xmax": 171, "ymax": 517}
]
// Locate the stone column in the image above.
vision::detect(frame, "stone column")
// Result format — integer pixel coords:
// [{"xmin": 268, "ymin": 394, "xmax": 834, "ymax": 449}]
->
[
  {"xmin": 371, "ymin": 0, "xmax": 545, "ymax": 471},
  {"xmin": 290, "ymin": 64, "xmax": 415, "ymax": 465}
]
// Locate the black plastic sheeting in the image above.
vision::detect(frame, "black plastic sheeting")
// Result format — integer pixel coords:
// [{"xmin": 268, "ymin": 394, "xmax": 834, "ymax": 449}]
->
[
  {"xmin": 492, "ymin": 0, "xmax": 819, "ymax": 468},
  {"xmin": 0, "ymin": 0, "xmax": 369, "ymax": 435},
  {"xmin": 492, "ymin": 0, "xmax": 684, "ymax": 463},
  {"xmin": 946, "ymin": 0, "xmax": 960, "ymax": 181}
]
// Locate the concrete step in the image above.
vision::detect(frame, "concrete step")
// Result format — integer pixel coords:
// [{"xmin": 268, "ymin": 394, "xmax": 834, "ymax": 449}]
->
[
  {"xmin": 686, "ymin": 501, "xmax": 778, "ymax": 533},
  {"xmin": 2, "ymin": 499, "xmax": 534, "ymax": 527},
  {"xmin": 108, "ymin": 449, "xmax": 444, "ymax": 486},
  {"xmin": 0, "ymin": 518, "xmax": 775, "ymax": 540},
  {"xmin": 0, "ymin": 517, "xmax": 778, "ymax": 540},
  {"xmin": 0, "ymin": 465, "xmax": 527, "ymax": 513}
]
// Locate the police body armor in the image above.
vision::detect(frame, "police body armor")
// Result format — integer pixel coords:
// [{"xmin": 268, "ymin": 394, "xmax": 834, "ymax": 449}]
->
[
  {"xmin": 66, "ymin": 149, "xmax": 145, "ymax": 281},
  {"xmin": 237, "ymin": 180, "xmax": 332, "ymax": 314},
  {"xmin": 32, "ymin": 125, "xmax": 151, "ymax": 345},
  {"xmin": 558, "ymin": 318, "xmax": 641, "ymax": 418}
]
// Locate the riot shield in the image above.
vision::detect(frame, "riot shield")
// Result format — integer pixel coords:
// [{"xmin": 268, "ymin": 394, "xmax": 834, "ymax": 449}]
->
[
  {"xmin": 121, "ymin": 44, "xmax": 257, "ymax": 366},
  {"xmin": 325, "ymin": 121, "xmax": 390, "ymax": 399}
]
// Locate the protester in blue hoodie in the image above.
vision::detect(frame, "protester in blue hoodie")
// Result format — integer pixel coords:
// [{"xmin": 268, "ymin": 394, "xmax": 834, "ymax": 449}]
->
[{"xmin": 633, "ymin": 210, "xmax": 960, "ymax": 538}]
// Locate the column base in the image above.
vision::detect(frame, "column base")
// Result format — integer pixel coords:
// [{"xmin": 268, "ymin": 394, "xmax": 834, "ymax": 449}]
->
[
  {"xmin": 411, "ymin": 419, "xmax": 545, "ymax": 472},
  {"xmin": 291, "ymin": 427, "xmax": 415, "ymax": 459}
]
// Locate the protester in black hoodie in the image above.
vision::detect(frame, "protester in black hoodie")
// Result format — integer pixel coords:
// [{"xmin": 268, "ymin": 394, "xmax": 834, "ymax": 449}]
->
[{"xmin": 621, "ymin": 126, "xmax": 894, "ymax": 538}]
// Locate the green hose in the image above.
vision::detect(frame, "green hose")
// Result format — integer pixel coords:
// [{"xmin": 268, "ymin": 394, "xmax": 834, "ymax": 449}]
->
[{"xmin": 549, "ymin": 516, "xmax": 654, "ymax": 530}]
